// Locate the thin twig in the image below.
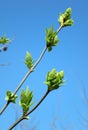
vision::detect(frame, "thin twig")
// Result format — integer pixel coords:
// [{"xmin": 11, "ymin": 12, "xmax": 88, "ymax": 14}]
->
[
  {"xmin": 0, "ymin": 101, "xmax": 10, "ymax": 115},
  {"xmin": 8, "ymin": 116, "xmax": 25, "ymax": 130},
  {"xmin": 56, "ymin": 25, "xmax": 63, "ymax": 35},
  {"xmin": 8, "ymin": 89, "xmax": 50, "ymax": 130},
  {"xmin": 0, "ymin": 62, "xmax": 11, "ymax": 66}
]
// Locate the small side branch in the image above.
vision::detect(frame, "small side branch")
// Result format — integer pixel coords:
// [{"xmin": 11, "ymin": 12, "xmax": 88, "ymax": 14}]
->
[
  {"xmin": 8, "ymin": 89, "xmax": 50, "ymax": 130},
  {"xmin": 0, "ymin": 46, "xmax": 47, "ymax": 115}
]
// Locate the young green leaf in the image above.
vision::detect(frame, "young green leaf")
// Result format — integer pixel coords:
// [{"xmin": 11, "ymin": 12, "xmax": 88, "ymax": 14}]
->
[{"xmin": 19, "ymin": 87, "xmax": 33, "ymax": 115}]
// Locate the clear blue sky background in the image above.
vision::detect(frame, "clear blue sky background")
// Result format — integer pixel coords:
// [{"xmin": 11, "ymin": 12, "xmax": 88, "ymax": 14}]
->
[{"xmin": 0, "ymin": 0, "xmax": 88, "ymax": 130}]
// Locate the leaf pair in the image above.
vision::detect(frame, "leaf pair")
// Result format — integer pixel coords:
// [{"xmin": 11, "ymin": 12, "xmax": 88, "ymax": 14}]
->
[
  {"xmin": 44, "ymin": 69, "xmax": 64, "ymax": 91},
  {"xmin": 19, "ymin": 87, "xmax": 33, "ymax": 115}
]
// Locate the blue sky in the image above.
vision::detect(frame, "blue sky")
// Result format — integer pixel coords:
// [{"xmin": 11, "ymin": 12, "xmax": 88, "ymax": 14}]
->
[{"xmin": 0, "ymin": 0, "xmax": 88, "ymax": 130}]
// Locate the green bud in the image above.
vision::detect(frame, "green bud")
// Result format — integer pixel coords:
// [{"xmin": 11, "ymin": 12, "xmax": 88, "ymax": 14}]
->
[
  {"xmin": 5, "ymin": 91, "xmax": 18, "ymax": 103},
  {"xmin": 46, "ymin": 26, "xmax": 59, "ymax": 52},
  {"xmin": 24, "ymin": 51, "xmax": 34, "ymax": 69},
  {"xmin": 58, "ymin": 8, "xmax": 74, "ymax": 27},
  {"xmin": 44, "ymin": 69, "xmax": 64, "ymax": 91}
]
